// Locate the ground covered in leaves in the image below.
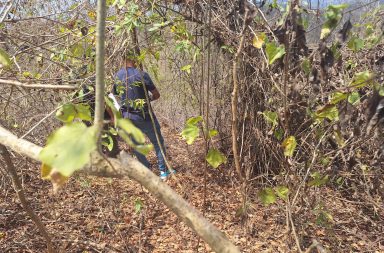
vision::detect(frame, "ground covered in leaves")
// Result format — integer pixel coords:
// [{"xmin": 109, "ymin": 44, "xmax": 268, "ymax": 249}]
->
[{"xmin": 1, "ymin": 124, "xmax": 383, "ymax": 252}]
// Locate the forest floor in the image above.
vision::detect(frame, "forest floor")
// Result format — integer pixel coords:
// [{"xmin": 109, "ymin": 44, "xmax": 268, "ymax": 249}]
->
[{"xmin": 1, "ymin": 122, "xmax": 384, "ymax": 253}]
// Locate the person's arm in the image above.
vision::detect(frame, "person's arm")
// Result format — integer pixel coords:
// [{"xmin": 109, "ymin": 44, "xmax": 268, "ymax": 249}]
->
[
  {"xmin": 143, "ymin": 72, "xmax": 160, "ymax": 101},
  {"xmin": 150, "ymin": 88, "xmax": 160, "ymax": 101}
]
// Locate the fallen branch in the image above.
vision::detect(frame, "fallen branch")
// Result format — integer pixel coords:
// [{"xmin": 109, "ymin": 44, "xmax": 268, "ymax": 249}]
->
[
  {"xmin": 0, "ymin": 78, "xmax": 77, "ymax": 90},
  {"xmin": 0, "ymin": 125, "xmax": 241, "ymax": 253}
]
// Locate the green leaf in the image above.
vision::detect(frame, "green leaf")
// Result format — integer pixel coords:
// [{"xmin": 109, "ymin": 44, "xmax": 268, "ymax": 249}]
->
[
  {"xmin": 350, "ymin": 71, "xmax": 375, "ymax": 88},
  {"xmin": 348, "ymin": 92, "xmax": 360, "ymax": 105},
  {"xmin": 315, "ymin": 105, "xmax": 339, "ymax": 122},
  {"xmin": 181, "ymin": 124, "xmax": 199, "ymax": 145},
  {"xmin": 207, "ymin": 129, "xmax": 218, "ymax": 139},
  {"xmin": 308, "ymin": 172, "xmax": 329, "ymax": 187},
  {"xmin": 0, "ymin": 48, "xmax": 12, "ymax": 68},
  {"xmin": 265, "ymin": 42, "xmax": 285, "ymax": 65},
  {"xmin": 330, "ymin": 91, "xmax": 348, "ymax": 104},
  {"xmin": 333, "ymin": 130, "xmax": 345, "ymax": 147},
  {"xmin": 70, "ymin": 43, "xmax": 84, "ymax": 58},
  {"xmin": 274, "ymin": 128, "xmax": 284, "ymax": 141},
  {"xmin": 252, "ymin": 32, "xmax": 266, "ymax": 49},
  {"xmin": 181, "ymin": 116, "xmax": 203, "ymax": 145},
  {"xmin": 134, "ymin": 144, "xmax": 153, "ymax": 155},
  {"xmin": 41, "ymin": 163, "xmax": 53, "ymax": 179},
  {"xmin": 258, "ymin": 187, "xmax": 277, "ymax": 205},
  {"xmin": 378, "ymin": 85, "xmax": 384, "ymax": 96},
  {"xmin": 347, "ymin": 36, "xmax": 364, "ymax": 52},
  {"xmin": 39, "ymin": 123, "xmax": 97, "ymax": 177},
  {"xmin": 117, "ymin": 119, "xmax": 146, "ymax": 144},
  {"xmin": 261, "ymin": 111, "xmax": 278, "ymax": 127},
  {"xmin": 56, "ymin": 103, "xmax": 92, "ymax": 123},
  {"xmin": 181, "ymin": 64, "xmax": 192, "ymax": 74},
  {"xmin": 275, "ymin": 186, "xmax": 289, "ymax": 201},
  {"xmin": 206, "ymin": 148, "xmax": 227, "ymax": 168},
  {"xmin": 101, "ymin": 134, "xmax": 114, "ymax": 151},
  {"xmin": 75, "ymin": 104, "xmax": 92, "ymax": 121},
  {"xmin": 186, "ymin": 116, "xmax": 203, "ymax": 125},
  {"xmin": 282, "ymin": 136, "xmax": 297, "ymax": 157},
  {"xmin": 22, "ymin": 71, "xmax": 32, "ymax": 78},
  {"xmin": 56, "ymin": 104, "xmax": 76, "ymax": 123},
  {"xmin": 134, "ymin": 198, "xmax": 143, "ymax": 214}
]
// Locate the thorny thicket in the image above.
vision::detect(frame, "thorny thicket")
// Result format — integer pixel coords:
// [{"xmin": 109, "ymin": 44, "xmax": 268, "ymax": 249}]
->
[{"xmin": 0, "ymin": 0, "xmax": 384, "ymax": 252}]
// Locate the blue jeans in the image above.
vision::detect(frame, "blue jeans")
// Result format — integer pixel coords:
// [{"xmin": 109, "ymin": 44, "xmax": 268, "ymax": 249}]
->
[{"xmin": 125, "ymin": 112, "xmax": 167, "ymax": 172}]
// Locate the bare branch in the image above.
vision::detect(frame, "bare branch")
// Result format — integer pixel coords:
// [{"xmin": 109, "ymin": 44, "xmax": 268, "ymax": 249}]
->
[{"xmin": 0, "ymin": 78, "xmax": 77, "ymax": 90}]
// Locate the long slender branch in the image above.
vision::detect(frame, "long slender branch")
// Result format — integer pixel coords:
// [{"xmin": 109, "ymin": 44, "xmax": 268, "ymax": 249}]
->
[
  {"xmin": 231, "ymin": 10, "xmax": 249, "ymax": 180},
  {"xmin": 94, "ymin": 0, "xmax": 107, "ymax": 139},
  {"xmin": 0, "ymin": 79, "xmax": 77, "ymax": 90},
  {"xmin": 0, "ymin": 125, "xmax": 241, "ymax": 253},
  {"xmin": 0, "ymin": 144, "xmax": 56, "ymax": 253}
]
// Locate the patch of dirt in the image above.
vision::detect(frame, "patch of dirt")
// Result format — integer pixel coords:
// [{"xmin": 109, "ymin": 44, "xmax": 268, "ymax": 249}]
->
[{"xmin": 1, "ymin": 123, "xmax": 383, "ymax": 252}]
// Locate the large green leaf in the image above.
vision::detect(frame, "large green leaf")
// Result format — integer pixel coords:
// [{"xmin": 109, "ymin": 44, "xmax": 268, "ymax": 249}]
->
[
  {"xmin": 181, "ymin": 124, "xmax": 199, "ymax": 145},
  {"xmin": 282, "ymin": 136, "xmax": 297, "ymax": 157},
  {"xmin": 0, "ymin": 48, "xmax": 11, "ymax": 68},
  {"xmin": 258, "ymin": 187, "xmax": 277, "ymax": 206},
  {"xmin": 39, "ymin": 123, "xmax": 97, "ymax": 177},
  {"xmin": 350, "ymin": 71, "xmax": 375, "ymax": 88},
  {"xmin": 330, "ymin": 91, "xmax": 348, "ymax": 104},
  {"xmin": 265, "ymin": 42, "xmax": 285, "ymax": 65},
  {"xmin": 348, "ymin": 92, "xmax": 360, "ymax": 105},
  {"xmin": 186, "ymin": 116, "xmax": 203, "ymax": 125},
  {"xmin": 308, "ymin": 172, "xmax": 329, "ymax": 187},
  {"xmin": 207, "ymin": 129, "xmax": 218, "ymax": 139},
  {"xmin": 261, "ymin": 111, "xmax": 278, "ymax": 127},
  {"xmin": 181, "ymin": 116, "xmax": 203, "ymax": 145},
  {"xmin": 347, "ymin": 36, "xmax": 364, "ymax": 52},
  {"xmin": 275, "ymin": 186, "xmax": 289, "ymax": 201},
  {"xmin": 117, "ymin": 118, "xmax": 146, "ymax": 144},
  {"xmin": 181, "ymin": 64, "xmax": 192, "ymax": 74},
  {"xmin": 253, "ymin": 32, "xmax": 266, "ymax": 49},
  {"xmin": 134, "ymin": 198, "xmax": 144, "ymax": 214},
  {"xmin": 206, "ymin": 148, "xmax": 227, "ymax": 168},
  {"xmin": 56, "ymin": 103, "xmax": 92, "ymax": 123},
  {"xmin": 117, "ymin": 118, "xmax": 152, "ymax": 155},
  {"xmin": 56, "ymin": 104, "xmax": 76, "ymax": 123},
  {"xmin": 315, "ymin": 104, "xmax": 339, "ymax": 122}
]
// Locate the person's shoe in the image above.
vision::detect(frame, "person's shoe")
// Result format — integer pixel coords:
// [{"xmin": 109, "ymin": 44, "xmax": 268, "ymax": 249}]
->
[{"xmin": 159, "ymin": 169, "xmax": 176, "ymax": 180}]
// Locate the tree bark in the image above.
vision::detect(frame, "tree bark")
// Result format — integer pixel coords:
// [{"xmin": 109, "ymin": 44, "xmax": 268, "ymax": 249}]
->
[
  {"xmin": 231, "ymin": 10, "xmax": 249, "ymax": 180},
  {"xmin": 94, "ymin": 0, "xmax": 107, "ymax": 140}
]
